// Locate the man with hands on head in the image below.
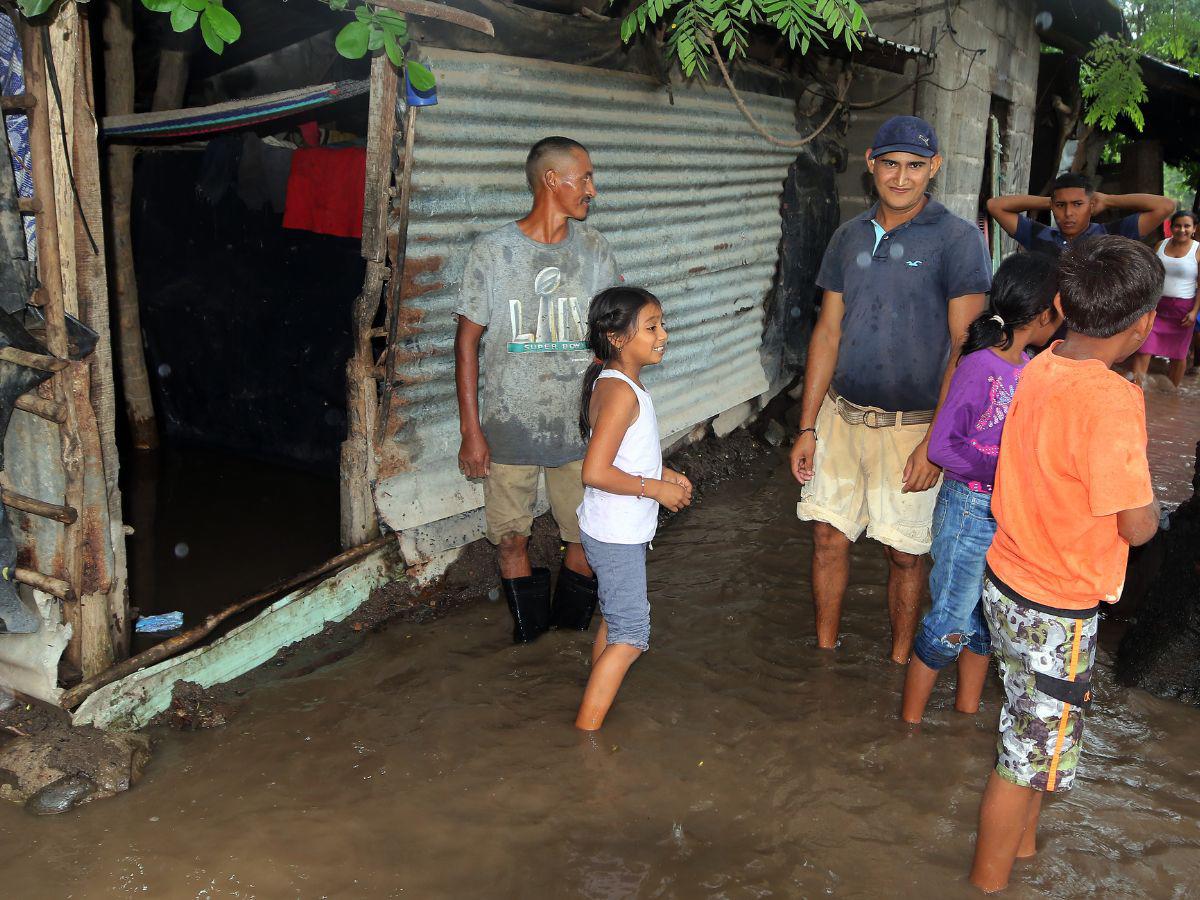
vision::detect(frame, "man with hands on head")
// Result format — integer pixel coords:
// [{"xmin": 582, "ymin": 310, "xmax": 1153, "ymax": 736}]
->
[
  {"xmin": 987, "ymin": 172, "xmax": 1175, "ymax": 255},
  {"xmin": 791, "ymin": 115, "xmax": 991, "ymax": 664}
]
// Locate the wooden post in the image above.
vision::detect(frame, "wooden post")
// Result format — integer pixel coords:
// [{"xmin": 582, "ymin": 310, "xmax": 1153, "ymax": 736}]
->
[
  {"xmin": 21, "ymin": 10, "xmax": 126, "ymax": 676},
  {"xmin": 340, "ymin": 55, "xmax": 398, "ymax": 549},
  {"xmin": 21, "ymin": 24, "xmax": 81, "ymax": 671},
  {"xmin": 103, "ymin": 0, "xmax": 158, "ymax": 450},
  {"xmin": 64, "ymin": 8, "xmax": 127, "ymax": 666},
  {"xmin": 375, "ymin": 103, "xmax": 418, "ymax": 446}
]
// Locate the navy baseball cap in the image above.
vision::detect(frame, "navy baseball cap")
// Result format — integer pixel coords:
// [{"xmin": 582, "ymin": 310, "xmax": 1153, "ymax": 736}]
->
[{"xmin": 869, "ymin": 115, "xmax": 939, "ymax": 158}]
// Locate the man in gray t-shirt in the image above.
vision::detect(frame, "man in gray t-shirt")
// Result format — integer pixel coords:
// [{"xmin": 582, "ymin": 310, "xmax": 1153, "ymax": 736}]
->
[{"xmin": 455, "ymin": 136, "xmax": 620, "ymax": 644}]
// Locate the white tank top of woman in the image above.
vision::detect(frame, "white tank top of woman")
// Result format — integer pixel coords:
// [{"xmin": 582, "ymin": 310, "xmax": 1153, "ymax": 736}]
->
[
  {"xmin": 577, "ymin": 369, "xmax": 663, "ymax": 545},
  {"xmin": 1157, "ymin": 238, "xmax": 1198, "ymax": 299}
]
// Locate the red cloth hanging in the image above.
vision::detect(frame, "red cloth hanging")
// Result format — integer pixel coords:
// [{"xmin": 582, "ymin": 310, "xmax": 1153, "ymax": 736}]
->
[{"xmin": 282, "ymin": 145, "xmax": 367, "ymax": 239}]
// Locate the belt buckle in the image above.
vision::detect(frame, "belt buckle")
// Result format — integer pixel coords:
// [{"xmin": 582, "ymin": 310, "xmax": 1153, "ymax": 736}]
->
[{"xmin": 863, "ymin": 409, "xmax": 880, "ymax": 428}]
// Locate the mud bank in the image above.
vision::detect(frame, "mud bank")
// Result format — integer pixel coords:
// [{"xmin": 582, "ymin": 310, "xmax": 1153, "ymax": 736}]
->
[
  {"xmin": 0, "ymin": 694, "xmax": 149, "ymax": 814},
  {"xmin": 1117, "ymin": 441, "xmax": 1200, "ymax": 705}
]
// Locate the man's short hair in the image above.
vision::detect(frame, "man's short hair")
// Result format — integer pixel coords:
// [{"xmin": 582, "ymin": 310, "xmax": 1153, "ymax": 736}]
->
[
  {"xmin": 1049, "ymin": 173, "xmax": 1095, "ymax": 197},
  {"xmin": 1057, "ymin": 235, "xmax": 1163, "ymax": 337},
  {"xmin": 526, "ymin": 137, "xmax": 588, "ymax": 191}
]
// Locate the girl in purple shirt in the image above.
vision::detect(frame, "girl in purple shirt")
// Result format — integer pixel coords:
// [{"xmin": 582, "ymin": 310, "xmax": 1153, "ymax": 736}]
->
[{"xmin": 901, "ymin": 253, "xmax": 1062, "ymax": 725}]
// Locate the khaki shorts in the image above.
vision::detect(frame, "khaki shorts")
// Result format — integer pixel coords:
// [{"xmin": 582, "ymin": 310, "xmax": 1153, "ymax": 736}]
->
[
  {"xmin": 484, "ymin": 460, "xmax": 584, "ymax": 545},
  {"xmin": 796, "ymin": 395, "xmax": 940, "ymax": 555}
]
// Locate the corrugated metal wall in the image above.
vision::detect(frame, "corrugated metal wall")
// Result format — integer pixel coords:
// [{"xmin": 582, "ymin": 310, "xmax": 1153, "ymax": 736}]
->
[{"xmin": 374, "ymin": 48, "xmax": 803, "ymax": 539}]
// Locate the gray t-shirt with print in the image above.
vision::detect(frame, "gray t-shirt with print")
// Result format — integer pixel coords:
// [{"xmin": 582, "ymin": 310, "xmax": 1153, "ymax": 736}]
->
[{"xmin": 455, "ymin": 220, "xmax": 619, "ymax": 467}]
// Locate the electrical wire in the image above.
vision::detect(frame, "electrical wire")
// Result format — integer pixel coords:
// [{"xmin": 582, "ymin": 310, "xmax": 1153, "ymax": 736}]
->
[{"xmin": 40, "ymin": 28, "xmax": 99, "ymax": 256}]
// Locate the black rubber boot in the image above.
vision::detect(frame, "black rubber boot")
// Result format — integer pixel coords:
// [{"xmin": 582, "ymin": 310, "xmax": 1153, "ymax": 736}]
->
[
  {"xmin": 549, "ymin": 566, "xmax": 599, "ymax": 631},
  {"xmin": 502, "ymin": 567, "xmax": 551, "ymax": 643}
]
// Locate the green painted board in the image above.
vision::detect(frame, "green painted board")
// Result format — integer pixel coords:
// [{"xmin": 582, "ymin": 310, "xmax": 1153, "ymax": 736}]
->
[{"xmin": 72, "ymin": 546, "xmax": 399, "ymax": 731}]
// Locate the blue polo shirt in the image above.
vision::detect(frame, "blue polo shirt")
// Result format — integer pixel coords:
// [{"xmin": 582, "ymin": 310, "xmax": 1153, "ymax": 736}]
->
[
  {"xmin": 1013, "ymin": 213, "xmax": 1141, "ymax": 255},
  {"xmin": 816, "ymin": 197, "xmax": 991, "ymax": 412}
]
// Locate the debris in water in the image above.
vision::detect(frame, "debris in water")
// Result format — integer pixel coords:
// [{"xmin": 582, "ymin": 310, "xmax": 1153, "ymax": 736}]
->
[
  {"xmin": 135, "ymin": 611, "xmax": 184, "ymax": 633},
  {"xmin": 153, "ymin": 681, "xmax": 239, "ymax": 731},
  {"xmin": 173, "ymin": 542, "xmax": 190, "ymax": 559}
]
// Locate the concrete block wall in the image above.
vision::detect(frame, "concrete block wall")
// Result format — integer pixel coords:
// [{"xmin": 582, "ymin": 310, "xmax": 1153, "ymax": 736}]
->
[{"xmin": 842, "ymin": 0, "xmax": 1040, "ymax": 226}]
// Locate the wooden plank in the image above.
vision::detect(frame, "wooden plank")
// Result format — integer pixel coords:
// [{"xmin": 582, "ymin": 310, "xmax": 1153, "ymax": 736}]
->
[
  {"xmin": 71, "ymin": 544, "xmax": 398, "ymax": 729},
  {"xmin": 0, "ymin": 92, "xmax": 36, "ymax": 110},
  {"xmin": 22, "ymin": 21, "xmax": 81, "ymax": 673},
  {"xmin": 370, "ymin": 0, "xmax": 494, "ymax": 35},
  {"xmin": 12, "ymin": 568, "xmax": 75, "ymax": 603},
  {"xmin": 1, "ymin": 486, "xmax": 77, "ymax": 524},
  {"xmin": 0, "ymin": 346, "xmax": 68, "ymax": 372},
  {"xmin": 15, "ymin": 392, "xmax": 67, "ymax": 424},
  {"xmin": 360, "ymin": 55, "xmax": 399, "ymax": 260},
  {"xmin": 64, "ymin": 9, "xmax": 121, "ymax": 673},
  {"xmin": 374, "ymin": 104, "xmax": 418, "ymax": 444}
]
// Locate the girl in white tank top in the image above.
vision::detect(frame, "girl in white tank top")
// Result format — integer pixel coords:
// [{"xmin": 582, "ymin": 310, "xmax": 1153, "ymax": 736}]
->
[
  {"xmin": 573, "ymin": 286, "xmax": 693, "ymax": 731},
  {"xmin": 1130, "ymin": 210, "xmax": 1200, "ymax": 388}
]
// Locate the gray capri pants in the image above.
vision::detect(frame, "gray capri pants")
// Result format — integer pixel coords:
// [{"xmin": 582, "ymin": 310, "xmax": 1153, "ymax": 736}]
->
[{"xmin": 579, "ymin": 533, "xmax": 650, "ymax": 651}]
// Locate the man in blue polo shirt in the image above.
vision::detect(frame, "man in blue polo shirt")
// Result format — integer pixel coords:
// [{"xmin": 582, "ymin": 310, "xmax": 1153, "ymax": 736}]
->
[
  {"xmin": 790, "ymin": 115, "xmax": 990, "ymax": 664},
  {"xmin": 987, "ymin": 172, "xmax": 1173, "ymax": 255}
]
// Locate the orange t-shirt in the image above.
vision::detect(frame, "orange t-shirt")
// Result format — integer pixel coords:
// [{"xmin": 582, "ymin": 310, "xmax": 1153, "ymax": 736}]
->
[{"xmin": 986, "ymin": 344, "xmax": 1154, "ymax": 610}]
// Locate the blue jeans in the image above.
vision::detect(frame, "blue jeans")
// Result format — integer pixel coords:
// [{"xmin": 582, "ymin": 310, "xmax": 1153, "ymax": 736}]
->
[{"xmin": 913, "ymin": 479, "xmax": 994, "ymax": 669}]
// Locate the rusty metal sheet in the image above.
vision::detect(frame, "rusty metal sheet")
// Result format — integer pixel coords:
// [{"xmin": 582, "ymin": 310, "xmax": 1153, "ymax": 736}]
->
[{"xmin": 375, "ymin": 48, "xmax": 801, "ymax": 534}]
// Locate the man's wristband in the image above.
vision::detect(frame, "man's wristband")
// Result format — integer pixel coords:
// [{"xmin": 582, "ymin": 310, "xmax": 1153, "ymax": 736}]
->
[{"xmin": 797, "ymin": 427, "xmax": 817, "ymax": 439}]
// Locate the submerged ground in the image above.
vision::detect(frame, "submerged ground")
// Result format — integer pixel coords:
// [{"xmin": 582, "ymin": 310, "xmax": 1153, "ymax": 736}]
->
[{"xmin": 1, "ymin": 377, "xmax": 1198, "ymax": 898}]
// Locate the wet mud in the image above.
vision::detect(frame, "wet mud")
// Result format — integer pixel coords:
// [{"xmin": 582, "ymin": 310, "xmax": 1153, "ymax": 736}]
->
[
  {"xmin": 1, "ymin": 426, "xmax": 1198, "ymax": 893},
  {"xmin": 1117, "ymin": 438, "xmax": 1200, "ymax": 705},
  {"xmin": 0, "ymin": 694, "xmax": 150, "ymax": 813}
]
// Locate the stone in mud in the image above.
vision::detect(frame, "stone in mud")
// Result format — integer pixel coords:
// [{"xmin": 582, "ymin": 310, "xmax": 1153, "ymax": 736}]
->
[
  {"xmin": 0, "ymin": 724, "xmax": 150, "ymax": 810},
  {"xmin": 1116, "ymin": 442, "xmax": 1200, "ymax": 705},
  {"xmin": 25, "ymin": 774, "xmax": 95, "ymax": 815}
]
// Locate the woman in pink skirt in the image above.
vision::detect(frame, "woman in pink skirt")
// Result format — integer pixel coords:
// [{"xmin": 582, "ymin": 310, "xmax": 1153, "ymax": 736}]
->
[{"xmin": 1131, "ymin": 210, "xmax": 1200, "ymax": 388}]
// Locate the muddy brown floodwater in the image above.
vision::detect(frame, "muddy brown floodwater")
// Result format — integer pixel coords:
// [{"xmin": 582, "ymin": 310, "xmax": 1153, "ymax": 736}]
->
[{"xmin": 1, "ymin": 378, "xmax": 1198, "ymax": 897}]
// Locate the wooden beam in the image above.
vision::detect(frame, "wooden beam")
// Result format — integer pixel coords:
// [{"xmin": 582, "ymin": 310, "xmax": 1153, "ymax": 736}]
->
[
  {"xmin": 0, "ymin": 346, "xmax": 68, "ymax": 372},
  {"xmin": 0, "ymin": 92, "xmax": 36, "ymax": 110},
  {"xmin": 12, "ymin": 567, "xmax": 75, "ymax": 603},
  {"xmin": 15, "ymin": 392, "xmax": 67, "ymax": 424},
  {"xmin": 2, "ymin": 487, "xmax": 77, "ymax": 524},
  {"xmin": 60, "ymin": 535, "xmax": 390, "ymax": 709},
  {"xmin": 369, "ymin": 0, "xmax": 494, "ymax": 36}
]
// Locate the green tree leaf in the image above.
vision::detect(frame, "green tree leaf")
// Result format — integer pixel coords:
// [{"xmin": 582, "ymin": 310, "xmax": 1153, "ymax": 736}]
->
[
  {"xmin": 18, "ymin": 0, "xmax": 56, "ymax": 16},
  {"xmin": 199, "ymin": 14, "xmax": 224, "ymax": 54},
  {"xmin": 367, "ymin": 24, "xmax": 385, "ymax": 51},
  {"xmin": 406, "ymin": 60, "xmax": 436, "ymax": 92},
  {"xmin": 383, "ymin": 30, "xmax": 405, "ymax": 67},
  {"xmin": 335, "ymin": 20, "xmax": 371, "ymax": 59},
  {"xmin": 328, "ymin": 0, "xmax": 348, "ymax": 9},
  {"xmin": 355, "ymin": 4, "xmax": 372, "ymax": 22},
  {"xmin": 140, "ymin": 0, "xmax": 180, "ymax": 12},
  {"xmin": 170, "ymin": 3, "xmax": 199, "ymax": 31},
  {"xmin": 376, "ymin": 8, "xmax": 407, "ymax": 38},
  {"xmin": 203, "ymin": 3, "xmax": 242, "ymax": 43},
  {"xmin": 182, "ymin": 0, "xmax": 206, "ymax": 11}
]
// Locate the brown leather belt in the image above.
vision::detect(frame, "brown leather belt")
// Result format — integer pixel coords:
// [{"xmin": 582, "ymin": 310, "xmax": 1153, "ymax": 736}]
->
[{"xmin": 827, "ymin": 387, "xmax": 935, "ymax": 428}]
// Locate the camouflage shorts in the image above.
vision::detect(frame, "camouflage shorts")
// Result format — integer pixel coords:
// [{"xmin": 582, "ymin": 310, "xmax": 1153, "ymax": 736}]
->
[{"xmin": 982, "ymin": 573, "xmax": 1098, "ymax": 793}]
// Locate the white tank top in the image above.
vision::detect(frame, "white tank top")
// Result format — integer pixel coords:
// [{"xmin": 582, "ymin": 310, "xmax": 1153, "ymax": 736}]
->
[
  {"xmin": 1157, "ymin": 239, "xmax": 1198, "ymax": 299},
  {"xmin": 577, "ymin": 369, "xmax": 663, "ymax": 545}
]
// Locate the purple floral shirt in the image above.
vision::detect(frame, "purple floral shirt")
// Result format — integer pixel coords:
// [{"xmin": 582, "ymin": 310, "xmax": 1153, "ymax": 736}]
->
[{"xmin": 927, "ymin": 348, "xmax": 1027, "ymax": 493}]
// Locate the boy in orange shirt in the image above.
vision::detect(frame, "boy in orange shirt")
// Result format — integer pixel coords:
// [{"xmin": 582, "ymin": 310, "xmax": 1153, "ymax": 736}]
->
[{"xmin": 969, "ymin": 235, "xmax": 1162, "ymax": 893}]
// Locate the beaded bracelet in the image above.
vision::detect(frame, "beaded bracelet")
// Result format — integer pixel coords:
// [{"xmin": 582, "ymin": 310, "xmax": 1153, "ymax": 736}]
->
[{"xmin": 638, "ymin": 475, "xmax": 646, "ymax": 499}]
